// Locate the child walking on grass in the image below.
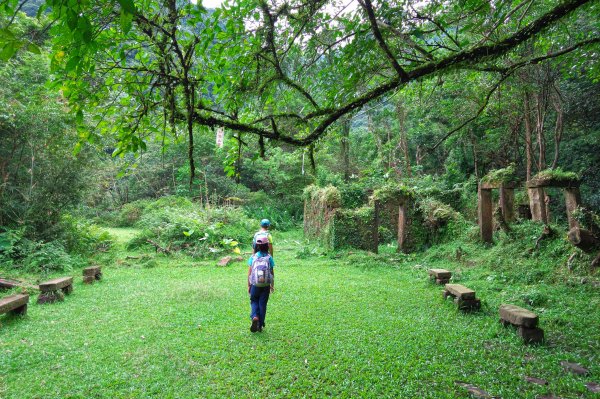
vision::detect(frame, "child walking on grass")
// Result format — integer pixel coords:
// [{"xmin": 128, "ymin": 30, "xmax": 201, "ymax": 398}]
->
[
  {"xmin": 248, "ymin": 238, "xmax": 274, "ymax": 332},
  {"xmin": 252, "ymin": 219, "xmax": 274, "ymax": 256}
]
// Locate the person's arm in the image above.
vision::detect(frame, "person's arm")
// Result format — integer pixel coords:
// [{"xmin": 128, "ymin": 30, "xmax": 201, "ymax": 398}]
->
[
  {"xmin": 248, "ymin": 266, "xmax": 252, "ymax": 293},
  {"xmin": 270, "ymin": 257, "xmax": 275, "ymax": 293}
]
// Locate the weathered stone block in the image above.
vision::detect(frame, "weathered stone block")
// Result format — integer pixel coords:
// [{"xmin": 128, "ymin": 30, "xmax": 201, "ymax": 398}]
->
[
  {"xmin": 560, "ymin": 361, "xmax": 589, "ymax": 376},
  {"xmin": 517, "ymin": 326, "xmax": 544, "ymax": 344},
  {"xmin": 429, "ymin": 268, "xmax": 452, "ymax": 279},
  {"xmin": 455, "ymin": 297, "xmax": 481, "ymax": 311},
  {"xmin": 499, "ymin": 304, "xmax": 538, "ymax": 328},
  {"xmin": 445, "ymin": 284, "xmax": 476, "ymax": 300},
  {"xmin": 217, "ymin": 256, "xmax": 232, "ymax": 267},
  {"xmin": 37, "ymin": 290, "xmax": 64, "ymax": 304},
  {"xmin": 83, "ymin": 266, "xmax": 101, "ymax": 277},
  {"xmin": 39, "ymin": 277, "xmax": 73, "ymax": 292},
  {"xmin": 478, "ymin": 187, "xmax": 493, "ymax": 243},
  {"xmin": 83, "ymin": 276, "xmax": 95, "ymax": 284},
  {"xmin": 0, "ymin": 294, "xmax": 29, "ymax": 315}
]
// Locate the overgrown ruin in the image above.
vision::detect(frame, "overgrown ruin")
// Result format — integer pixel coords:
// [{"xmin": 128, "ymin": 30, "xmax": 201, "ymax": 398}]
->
[{"xmin": 303, "ymin": 184, "xmax": 451, "ymax": 253}]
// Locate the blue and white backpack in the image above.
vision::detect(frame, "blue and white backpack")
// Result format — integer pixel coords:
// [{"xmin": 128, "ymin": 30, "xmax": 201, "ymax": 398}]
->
[{"xmin": 249, "ymin": 254, "xmax": 273, "ymax": 287}]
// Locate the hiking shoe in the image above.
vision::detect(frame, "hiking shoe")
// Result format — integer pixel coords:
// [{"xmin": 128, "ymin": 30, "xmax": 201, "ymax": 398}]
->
[{"xmin": 250, "ymin": 317, "xmax": 259, "ymax": 332}]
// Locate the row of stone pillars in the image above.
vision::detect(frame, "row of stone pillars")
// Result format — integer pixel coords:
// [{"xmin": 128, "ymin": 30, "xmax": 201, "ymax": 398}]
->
[{"xmin": 478, "ymin": 180, "xmax": 581, "ymax": 243}]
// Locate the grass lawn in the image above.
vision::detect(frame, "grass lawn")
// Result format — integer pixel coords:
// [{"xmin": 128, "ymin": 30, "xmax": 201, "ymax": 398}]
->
[{"xmin": 0, "ymin": 230, "xmax": 598, "ymax": 398}]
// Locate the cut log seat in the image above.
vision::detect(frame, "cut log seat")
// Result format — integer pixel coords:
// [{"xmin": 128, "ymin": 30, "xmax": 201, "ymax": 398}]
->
[
  {"xmin": 443, "ymin": 284, "xmax": 480, "ymax": 311},
  {"xmin": 0, "ymin": 294, "xmax": 29, "ymax": 316},
  {"xmin": 82, "ymin": 266, "xmax": 102, "ymax": 284},
  {"xmin": 38, "ymin": 277, "xmax": 73, "ymax": 304},
  {"xmin": 499, "ymin": 304, "xmax": 544, "ymax": 344},
  {"xmin": 428, "ymin": 269, "xmax": 452, "ymax": 284}
]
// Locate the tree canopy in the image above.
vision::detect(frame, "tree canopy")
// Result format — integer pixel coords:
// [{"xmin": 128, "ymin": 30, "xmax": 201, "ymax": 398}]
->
[{"xmin": 1, "ymin": 0, "xmax": 599, "ymax": 182}]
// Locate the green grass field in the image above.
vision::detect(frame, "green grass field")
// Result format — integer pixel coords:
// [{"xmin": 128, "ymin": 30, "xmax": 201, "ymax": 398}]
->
[{"xmin": 0, "ymin": 230, "xmax": 598, "ymax": 398}]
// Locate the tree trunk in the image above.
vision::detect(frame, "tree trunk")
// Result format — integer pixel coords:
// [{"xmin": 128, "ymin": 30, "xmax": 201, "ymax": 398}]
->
[
  {"xmin": 470, "ymin": 130, "xmax": 479, "ymax": 180},
  {"xmin": 396, "ymin": 99, "xmax": 411, "ymax": 178},
  {"xmin": 523, "ymin": 93, "xmax": 534, "ymax": 181},
  {"xmin": 550, "ymin": 86, "xmax": 564, "ymax": 169},
  {"xmin": 340, "ymin": 117, "xmax": 351, "ymax": 182}
]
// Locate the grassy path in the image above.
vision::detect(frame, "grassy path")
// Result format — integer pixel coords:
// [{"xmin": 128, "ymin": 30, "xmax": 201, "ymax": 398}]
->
[{"xmin": 0, "ymin": 230, "xmax": 598, "ymax": 398}]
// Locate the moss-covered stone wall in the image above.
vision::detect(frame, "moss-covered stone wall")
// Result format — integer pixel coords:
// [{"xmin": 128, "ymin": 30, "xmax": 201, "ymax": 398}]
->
[
  {"xmin": 328, "ymin": 206, "xmax": 377, "ymax": 252},
  {"xmin": 303, "ymin": 185, "xmax": 341, "ymax": 239}
]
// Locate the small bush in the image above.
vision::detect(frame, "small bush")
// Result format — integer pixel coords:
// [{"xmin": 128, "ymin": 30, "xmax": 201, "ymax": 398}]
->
[
  {"xmin": 117, "ymin": 199, "xmax": 152, "ymax": 227},
  {"xmin": 56, "ymin": 214, "xmax": 112, "ymax": 255},
  {"xmin": 22, "ymin": 240, "xmax": 86, "ymax": 273},
  {"xmin": 0, "ymin": 226, "xmax": 90, "ymax": 273},
  {"xmin": 127, "ymin": 200, "xmax": 255, "ymax": 258}
]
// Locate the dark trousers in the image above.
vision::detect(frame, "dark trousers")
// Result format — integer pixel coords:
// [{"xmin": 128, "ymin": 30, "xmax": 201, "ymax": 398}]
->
[{"xmin": 250, "ymin": 285, "xmax": 270, "ymax": 327}]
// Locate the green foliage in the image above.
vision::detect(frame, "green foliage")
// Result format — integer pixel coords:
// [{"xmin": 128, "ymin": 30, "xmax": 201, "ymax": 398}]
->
[
  {"xmin": 125, "ymin": 198, "xmax": 254, "ymax": 257},
  {"xmin": 303, "ymin": 185, "xmax": 342, "ymax": 208},
  {"xmin": 533, "ymin": 167, "xmax": 580, "ymax": 183},
  {"xmin": 328, "ymin": 206, "xmax": 377, "ymax": 251},
  {"xmin": 21, "ymin": 240, "xmax": 86, "ymax": 273},
  {"xmin": 481, "ymin": 164, "xmax": 518, "ymax": 185},
  {"xmin": 55, "ymin": 214, "xmax": 113, "ymax": 255},
  {"xmin": 0, "ymin": 215, "xmax": 110, "ymax": 273},
  {"xmin": 418, "ymin": 198, "xmax": 458, "ymax": 229},
  {"xmin": 243, "ymin": 191, "xmax": 300, "ymax": 232},
  {"xmin": 372, "ymin": 184, "xmax": 415, "ymax": 204},
  {"xmin": 571, "ymin": 206, "xmax": 600, "ymax": 236},
  {"xmin": 337, "ymin": 182, "xmax": 370, "ymax": 209},
  {"xmin": 0, "ymin": 229, "xmax": 85, "ymax": 273}
]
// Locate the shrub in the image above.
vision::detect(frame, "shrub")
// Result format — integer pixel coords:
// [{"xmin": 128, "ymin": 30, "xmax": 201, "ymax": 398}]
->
[
  {"xmin": 55, "ymin": 214, "xmax": 112, "ymax": 255},
  {"xmin": 128, "ymin": 200, "xmax": 255, "ymax": 257},
  {"xmin": 22, "ymin": 240, "xmax": 86, "ymax": 273},
  {"xmin": 243, "ymin": 190, "xmax": 301, "ymax": 231},
  {"xmin": 0, "ymin": 227, "xmax": 86, "ymax": 273}
]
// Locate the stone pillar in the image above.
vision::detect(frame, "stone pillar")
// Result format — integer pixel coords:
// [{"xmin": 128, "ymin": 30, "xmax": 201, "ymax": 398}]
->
[
  {"xmin": 499, "ymin": 186, "xmax": 515, "ymax": 222},
  {"xmin": 478, "ymin": 186, "xmax": 493, "ymax": 243},
  {"xmin": 528, "ymin": 187, "xmax": 548, "ymax": 224},
  {"xmin": 564, "ymin": 187, "xmax": 581, "ymax": 229},
  {"xmin": 373, "ymin": 200, "xmax": 380, "ymax": 254},
  {"xmin": 397, "ymin": 203, "xmax": 407, "ymax": 253}
]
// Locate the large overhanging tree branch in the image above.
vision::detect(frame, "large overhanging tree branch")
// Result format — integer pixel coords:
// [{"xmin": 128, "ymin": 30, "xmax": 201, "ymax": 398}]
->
[
  {"xmin": 41, "ymin": 0, "xmax": 598, "ymax": 158},
  {"xmin": 194, "ymin": 0, "xmax": 597, "ymax": 146}
]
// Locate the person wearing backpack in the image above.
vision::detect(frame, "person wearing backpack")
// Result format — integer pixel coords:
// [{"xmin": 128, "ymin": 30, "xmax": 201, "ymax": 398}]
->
[
  {"xmin": 252, "ymin": 219, "xmax": 273, "ymax": 256},
  {"xmin": 247, "ymin": 237, "xmax": 274, "ymax": 332}
]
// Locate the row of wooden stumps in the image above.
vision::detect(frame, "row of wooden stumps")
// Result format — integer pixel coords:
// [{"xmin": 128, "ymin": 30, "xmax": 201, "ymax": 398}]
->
[
  {"xmin": 429, "ymin": 268, "xmax": 543, "ymax": 344},
  {"xmin": 0, "ymin": 266, "xmax": 102, "ymax": 319},
  {"xmin": 478, "ymin": 179, "xmax": 581, "ymax": 243}
]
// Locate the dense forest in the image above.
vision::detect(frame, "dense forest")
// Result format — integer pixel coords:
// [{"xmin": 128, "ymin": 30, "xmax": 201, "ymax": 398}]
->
[{"xmin": 0, "ymin": 1, "xmax": 599, "ymax": 398}]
